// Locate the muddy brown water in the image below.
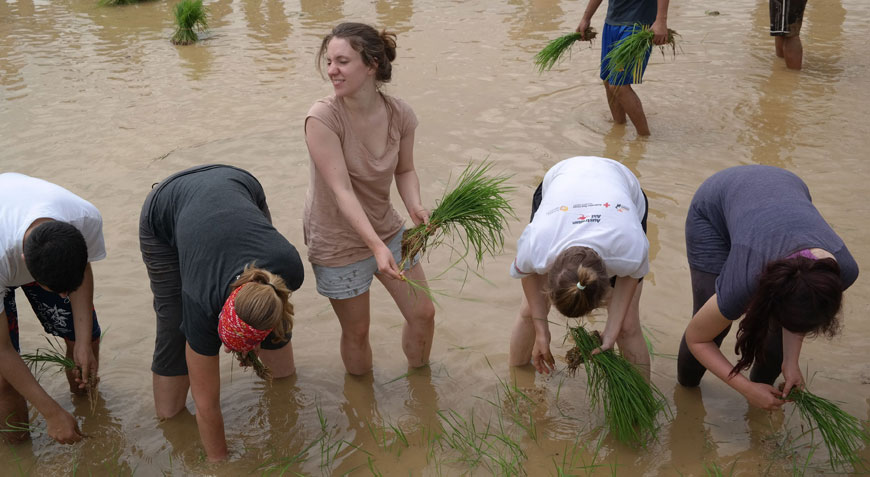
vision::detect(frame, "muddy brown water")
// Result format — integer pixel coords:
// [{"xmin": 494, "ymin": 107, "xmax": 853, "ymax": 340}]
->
[{"xmin": 1, "ymin": 0, "xmax": 869, "ymax": 475}]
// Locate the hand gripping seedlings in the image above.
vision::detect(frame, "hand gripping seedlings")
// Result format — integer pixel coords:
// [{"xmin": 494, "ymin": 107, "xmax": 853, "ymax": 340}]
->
[
  {"xmin": 602, "ymin": 25, "xmax": 679, "ymax": 86},
  {"xmin": 21, "ymin": 336, "xmax": 99, "ymax": 413},
  {"xmin": 399, "ymin": 161, "xmax": 515, "ymax": 273},
  {"xmin": 534, "ymin": 28, "xmax": 597, "ymax": 73},
  {"xmin": 567, "ymin": 325, "xmax": 668, "ymax": 447}
]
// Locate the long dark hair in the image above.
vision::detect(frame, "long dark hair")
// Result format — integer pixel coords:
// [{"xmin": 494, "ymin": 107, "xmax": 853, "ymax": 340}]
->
[{"xmin": 730, "ymin": 256, "xmax": 843, "ymax": 377}]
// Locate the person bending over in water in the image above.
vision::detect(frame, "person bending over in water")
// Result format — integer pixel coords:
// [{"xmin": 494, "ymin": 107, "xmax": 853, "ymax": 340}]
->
[
  {"xmin": 575, "ymin": 0, "xmax": 670, "ymax": 136},
  {"xmin": 139, "ymin": 164, "xmax": 303, "ymax": 461},
  {"xmin": 509, "ymin": 156, "xmax": 650, "ymax": 379},
  {"xmin": 304, "ymin": 22, "xmax": 435, "ymax": 375},
  {"xmin": 0, "ymin": 172, "xmax": 105, "ymax": 445},
  {"xmin": 678, "ymin": 165, "xmax": 858, "ymax": 410}
]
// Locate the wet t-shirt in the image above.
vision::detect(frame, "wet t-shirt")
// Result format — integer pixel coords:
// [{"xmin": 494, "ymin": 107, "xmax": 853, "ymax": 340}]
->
[
  {"xmin": 685, "ymin": 165, "xmax": 859, "ymax": 320},
  {"xmin": 511, "ymin": 156, "xmax": 649, "ymax": 279},
  {"xmin": 146, "ymin": 164, "xmax": 304, "ymax": 356},
  {"xmin": 303, "ymin": 94, "xmax": 418, "ymax": 266},
  {"xmin": 606, "ymin": 0, "xmax": 658, "ymax": 26},
  {"xmin": 0, "ymin": 173, "xmax": 106, "ymax": 315}
]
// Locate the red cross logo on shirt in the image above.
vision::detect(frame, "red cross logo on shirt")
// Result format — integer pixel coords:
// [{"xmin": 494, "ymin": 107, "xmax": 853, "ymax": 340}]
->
[{"xmin": 604, "ymin": 202, "xmax": 610, "ymax": 208}]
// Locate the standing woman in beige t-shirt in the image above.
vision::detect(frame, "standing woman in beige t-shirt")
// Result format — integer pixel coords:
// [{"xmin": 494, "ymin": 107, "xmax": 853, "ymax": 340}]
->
[{"xmin": 304, "ymin": 22, "xmax": 435, "ymax": 375}]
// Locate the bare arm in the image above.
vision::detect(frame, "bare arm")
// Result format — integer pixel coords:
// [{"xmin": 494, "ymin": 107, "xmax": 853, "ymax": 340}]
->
[
  {"xmin": 685, "ymin": 295, "xmax": 784, "ymax": 410},
  {"xmin": 68, "ymin": 263, "xmax": 97, "ymax": 389},
  {"xmin": 185, "ymin": 344, "xmax": 227, "ymax": 461},
  {"xmin": 522, "ymin": 274, "xmax": 555, "ymax": 374},
  {"xmin": 651, "ymin": 0, "xmax": 670, "ymax": 45},
  {"xmin": 599, "ymin": 276, "xmax": 638, "ymax": 351},
  {"xmin": 0, "ymin": 309, "xmax": 83, "ymax": 444},
  {"xmin": 305, "ymin": 117, "xmax": 401, "ymax": 279},
  {"xmin": 576, "ymin": 0, "xmax": 605, "ymax": 38},
  {"xmin": 394, "ymin": 130, "xmax": 428, "ymax": 226},
  {"xmin": 780, "ymin": 329, "xmax": 805, "ymax": 398}
]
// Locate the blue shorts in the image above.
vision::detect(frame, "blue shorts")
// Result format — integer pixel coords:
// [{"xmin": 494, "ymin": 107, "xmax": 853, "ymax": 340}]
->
[
  {"xmin": 2, "ymin": 283, "xmax": 101, "ymax": 353},
  {"xmin": 600, "ymin": 23, "xmax": 652, "ymax": 86}
]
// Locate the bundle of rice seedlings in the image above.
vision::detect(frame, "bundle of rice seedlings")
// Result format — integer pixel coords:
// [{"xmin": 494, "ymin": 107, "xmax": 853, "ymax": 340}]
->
[
  {"xmin": 399, "ymin": 161, "xmax": 515, "ymax": 271},
  {"xmin": 234, "ymin": 350, "xmax": 272, "ymax": 381},
  {"xmin": 567, "ymin": 325, "xmax": 667, "ymax": 447},
  {"xmin": 533, "ymin": 28, "xmax": 597, "ymax": 73},
  {"xmin": 786, "ymin": 388, "xmax": 870, "ymax": 471},
  {"xmin": 21, "ymin": 336, "xmax": 99, "ymax": 412},
  {"xmin": 602, "ymin": 25, "xmax": 679, "ymax": 86},
  {"xmin": 170, "ymin": 0, "xmax": 209, "ymax": 46}
]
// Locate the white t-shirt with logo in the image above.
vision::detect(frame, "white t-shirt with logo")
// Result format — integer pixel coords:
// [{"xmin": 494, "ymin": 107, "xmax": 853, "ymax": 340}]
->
[
  {"xmin": 0, "ymin": 173, "xmax": 106, "ymax": 314},
  {"xmin": 510, "ymin": 156, "xmax": 649, "ymax": 279}
]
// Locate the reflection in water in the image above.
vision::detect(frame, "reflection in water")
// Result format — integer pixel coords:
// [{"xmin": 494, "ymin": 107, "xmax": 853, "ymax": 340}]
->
[
  {"xmin": 403, "ymin": 365, "xmax": 439, "ymax": 431},
  {"xmin": 602, "ymin": 127, "xmax": 647, "ymax": 173},
  {"xmin": 300, "ymin": 0, "xmax": 344, "ymax": 30},
  {"xmin": 175, "ymin": 43, "xmax": 215, "ymax": 81},
  {"xmin": 669, "ymin": 385, "xmax": 717, "ymax": 474},
  {"xmin": 804, "ymin": 0, "xmax": 846, "ymax": 78},
  {"xmin": 244, "ymin": 0, "xmax": 292, "ymax": 49},
  {"xmin": 737, "ymin": 0, "xmax": 848, "ymax": 168},
  {"xmin": 376, "ymin": 0, "xmax": 414, "ymax": 34},
  {"xmin": 157, "ymin": 408, "xmax": 200, "ymax": 464},
  {"xmin": 341, "ymin": 373, "xmax": 381, "ymax": 437},
  {"xmin": 256, "ymin": 376, "xmax": 301, "ymax": 441},
  {"xmin": 506, "ymin": 0, "xmax": 566, "ymax": 47},
  {"xmin": 206, "ymin": 0, "xmax": 235, "ymax": 29}
]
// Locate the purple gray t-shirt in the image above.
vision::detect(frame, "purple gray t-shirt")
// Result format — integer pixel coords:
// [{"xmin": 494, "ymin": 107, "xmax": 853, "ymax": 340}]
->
[{"xmin": 685, "ymin": 165, "xmax": 859, "ymax": 320}]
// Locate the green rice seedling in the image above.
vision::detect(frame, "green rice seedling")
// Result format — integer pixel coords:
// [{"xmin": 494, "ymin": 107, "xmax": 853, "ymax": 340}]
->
[
  {"xmin": 534, "ymin": 28, "xmax": 597, "ymax": 73},
  {"xmin": 234, "ymin": 350, "xmax": 272, "ymax": 381},
  {"xmin": 602, "ymin": 25, "xmax": 679, "ymax": 86},
  {"xmin": 786, "ymin": 388, "xmax": 870, "ymax": 471},
  {"xmin": 171, "ymin": 0, "xmax": 209, "ymax": 46},
  {"xmin": 22, "ymin": 336, "xmax": 99, "ymax": 413},
  {"xmin": 399, "ymin": 161, "xmax": 515, "ymax": 271},
  {"xmin": 566, "ymin": 325, "xmax": 668, "ymax": 447}
]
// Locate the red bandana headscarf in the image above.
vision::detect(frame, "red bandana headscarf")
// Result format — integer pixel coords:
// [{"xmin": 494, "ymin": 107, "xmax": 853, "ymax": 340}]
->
[{"xmin": 218, "ymin": 284, "xmax": 272, "ymax": 352}]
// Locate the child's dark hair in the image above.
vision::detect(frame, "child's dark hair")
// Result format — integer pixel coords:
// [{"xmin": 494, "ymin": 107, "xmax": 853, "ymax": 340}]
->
[
  {"xmin": 317, "ymin": 22, "xmax": 397, "ymax": 83},
  {"xmin": 23, "ymin": 221, "xmax": 88, "ymax": 294},
  {"xmin": 547, "ymin": 246, "xmax": 610, "ymax": 317},
  {"xmin": 731, "ymin": 256, "xmax": 843, "ymax": 376}
]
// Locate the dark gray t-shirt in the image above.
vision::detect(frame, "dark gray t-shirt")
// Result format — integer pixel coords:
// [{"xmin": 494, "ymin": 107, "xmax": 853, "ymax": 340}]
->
[
  {"xmin": 606, "ymin": 0, "xmax": 657, "ymax": 26},
  {"xmin": 685, "ymin": 165, "xmax": 858, "ymax": 320},
  {"xmin": 147, "ymin": 164, "xmax": 304, "ymax": 356}
]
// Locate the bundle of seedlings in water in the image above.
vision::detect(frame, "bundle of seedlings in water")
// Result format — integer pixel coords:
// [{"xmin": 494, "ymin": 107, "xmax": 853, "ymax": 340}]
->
[
  {"xmin": 399, "ymin": 161, "xmax": 515, "ymax": 272},
  {"xmin": 170, "ymin": 0, "xmax": 209, "ymax": 45},
  {"xmin": 603, "ymin": 25, "xmax": 679, "ymax": 86},
  {"xmin": 534, "ymin": 28, "xmax": 597, "ymax": 72},
  {"xmin": 566, "ymin": 325, "xmax": 666, "ymax": 447},
  {"xmin": 785, "ymin": 388, "xmax": 870, "ymax": 471},
  {"xmin": 233, "ymin": 350, "xmax": 272, "ymax": 381},
  {"xmin": 21, "ymin": 336, "xmax": 99, "ymax": 413}
]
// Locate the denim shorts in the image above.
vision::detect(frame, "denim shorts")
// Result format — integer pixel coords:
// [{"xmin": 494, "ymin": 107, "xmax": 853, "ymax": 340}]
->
[
  {"xmin": 312, "ymin": 228, "xmax": 420, "ymax": 300},
  {"xmin": 3, "ymin": 284, "xmax": 101, "ymax": 352}
]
